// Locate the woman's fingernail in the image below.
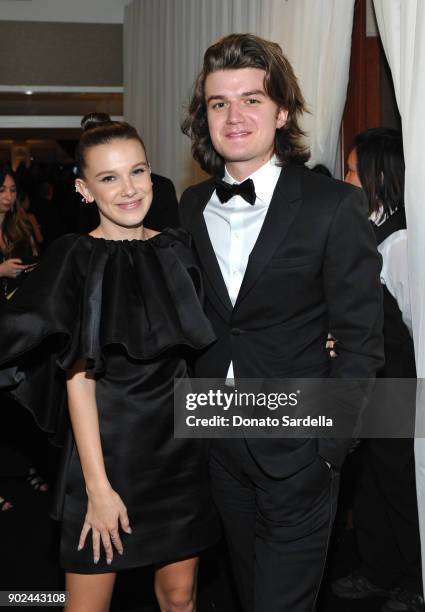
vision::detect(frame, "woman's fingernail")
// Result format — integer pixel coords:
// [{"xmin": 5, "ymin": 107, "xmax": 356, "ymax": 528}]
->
[
  {"xmin": 107, "ymin": 559, "xmax": 112, "ymax": 565},
  {"xmin": 118, "ymin": 550, "xmax": 123, "ymax": 555},
  {"xmin": 77, "ymin": 544, "xmax": 82, "ymax": 551},
  {"xmin": 94, "ymin": 557, "xmax": 99, "ymax": 564},
  {"xmin": 126, "ymin": 527, "xmax": 132, "ymax": 534}
]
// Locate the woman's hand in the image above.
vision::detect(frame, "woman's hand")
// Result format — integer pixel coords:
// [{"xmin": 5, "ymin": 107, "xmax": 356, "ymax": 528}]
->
[
  {"xmin": 78, "ymin": 484, "xmax": 132, "ymax": 565},
  {"xmin": 0, "ymin": 258, "xmax": 33, "ymax": 278}
]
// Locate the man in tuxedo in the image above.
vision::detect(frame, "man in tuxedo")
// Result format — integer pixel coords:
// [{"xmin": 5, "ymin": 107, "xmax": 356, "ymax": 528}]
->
[{"xmin": 180, "ymin": 33, "xmax": 384, "ymax": 612}]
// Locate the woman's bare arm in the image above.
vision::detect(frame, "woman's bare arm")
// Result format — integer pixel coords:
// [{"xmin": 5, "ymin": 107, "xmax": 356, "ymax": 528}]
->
[{"xmin": 66, "ymin": 360, "xmax": 131, "ymax": 564}]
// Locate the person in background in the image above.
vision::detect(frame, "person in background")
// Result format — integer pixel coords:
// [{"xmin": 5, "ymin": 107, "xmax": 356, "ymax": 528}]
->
[
  {"xmin": 0, "ymin": 165, "xmax": 47, "ymax": 510},
  {"xmin": 333, "ymin": 128, "xmax": 423, "ymax": 612},
  {"xmin": 34, "ymin": 180, "xmax": 67, "ymax": 248},
  {"xmin": 18, "ymin": 190, "xmax": 43, "ymax": 246},
  {"xmin": 0, "ymin": 165, "xmax": 37, "ymax": 302}
]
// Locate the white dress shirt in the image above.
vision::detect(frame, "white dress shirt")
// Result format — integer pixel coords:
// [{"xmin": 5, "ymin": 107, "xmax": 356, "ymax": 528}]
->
[
  {"xmin": 370, "ymin": 206, "xmax": 412, "ymax": 337},
  {"xmin": 203, "ymin": 156, "xmax": 282, "ymax": 379},
  {"xmin": 378, "ymin": 228, "xmax": 412, "ymax": 337}
]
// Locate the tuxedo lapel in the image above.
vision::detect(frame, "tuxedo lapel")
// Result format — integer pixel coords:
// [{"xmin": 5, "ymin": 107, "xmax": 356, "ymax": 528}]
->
[
  {"xmin": 186, "ymin": 181, "xmax": 233, "ymax": 316},
  {"xmin": 234, "ymin": 164, "xmax": 302, "ymax": 308}
]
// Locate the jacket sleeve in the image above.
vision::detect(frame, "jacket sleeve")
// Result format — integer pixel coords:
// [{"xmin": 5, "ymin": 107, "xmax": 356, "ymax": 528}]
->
[
  {"xmin": 318, "ymin": 188, "xmax": 384, "ymax": 467},
  {"xmin": 324, "ymin": 188, "xmax": 384, "ymax": 378}
]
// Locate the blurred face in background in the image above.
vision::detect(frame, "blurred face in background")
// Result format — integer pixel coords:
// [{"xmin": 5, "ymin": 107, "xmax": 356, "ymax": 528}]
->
[
  {"xmin": 0, "ymin": 175, "xmax": 17, "ymax": 215},
  {"xmin": 21, "ymin": 194, "xmax": 30, "ymax": 212},
  {"xmin": 345, "ymin": 148, "xmax": 362, "ymax": 188}
]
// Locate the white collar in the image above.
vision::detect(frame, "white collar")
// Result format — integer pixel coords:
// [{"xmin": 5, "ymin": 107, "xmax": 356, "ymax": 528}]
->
[{"xmin": 223, "ymin": 156, "xmax": 282, "ymax": 204}]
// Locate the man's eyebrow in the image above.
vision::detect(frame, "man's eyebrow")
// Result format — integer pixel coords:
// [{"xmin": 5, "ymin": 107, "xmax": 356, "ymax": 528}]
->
[
  {"xmin": 95, "ymin": 161, "xmax": 148, "ymax": 178},
  {"xmin": 241, "ymin": 90, "xmax": 266, "ymax": 97},
  {"xmin": 206, "ymin": 90, "xmax": 266, "ymax": 103},
  {"xmin": 206, "ymin": 95, "xmax": 226, "ymax": 103}
]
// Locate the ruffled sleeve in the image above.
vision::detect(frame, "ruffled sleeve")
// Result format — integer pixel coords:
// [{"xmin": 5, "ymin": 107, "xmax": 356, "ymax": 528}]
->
[{"xmin": 0, "ymin": 229, "xmax": 215, "ymax": 444}]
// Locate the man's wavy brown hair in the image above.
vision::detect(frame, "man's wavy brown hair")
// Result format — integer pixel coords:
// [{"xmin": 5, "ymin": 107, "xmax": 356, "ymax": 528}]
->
[{"xmin": 181, "ymin": 33, "xmax": 309, "ymax": 176}]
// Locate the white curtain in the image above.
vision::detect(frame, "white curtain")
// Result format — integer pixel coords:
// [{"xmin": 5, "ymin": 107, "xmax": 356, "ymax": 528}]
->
[
  {"xmin": 373, "ymin": 0, "xmax": 425, "ymax": 589},
  {"xmin": 259, "ymin": 0, "xmax": 355, "ymax": 173},
  {"xmin": 124, "ymin": 0, "xmax": 355, "ymax": 194},
  {"xmin": 124, "ymin": 0, "xmax": 260, "ymax": 194}
]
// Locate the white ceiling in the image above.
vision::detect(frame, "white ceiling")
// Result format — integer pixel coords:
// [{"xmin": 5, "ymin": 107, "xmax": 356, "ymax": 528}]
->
[
  {"xmin": 0, "ymin": 0, "xmax": 379, "ymax": 32},
  {"xmin": 0, "ymin": 0, "xmax": 133, "ymax": 24}
]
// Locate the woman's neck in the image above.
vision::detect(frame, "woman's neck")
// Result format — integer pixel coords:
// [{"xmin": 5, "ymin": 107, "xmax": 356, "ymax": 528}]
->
[{"xmin": 90, "ymin": 223, "xmax": 147, "ymax": 241}]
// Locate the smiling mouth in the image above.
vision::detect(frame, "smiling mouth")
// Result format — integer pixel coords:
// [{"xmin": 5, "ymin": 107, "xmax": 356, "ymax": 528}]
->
[
  {"xmin": 117, "ymin": 200, "xmax": 142, "ymax": 210},
  {"xmin": 226, "ymin": 131, "xmax": 251, "ymax": 139}
]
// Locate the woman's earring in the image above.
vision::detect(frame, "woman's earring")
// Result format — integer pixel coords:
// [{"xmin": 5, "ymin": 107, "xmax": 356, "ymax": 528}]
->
[{"xmin": 75, "ymin": 186, "xmax": 87, "ymax": 204}]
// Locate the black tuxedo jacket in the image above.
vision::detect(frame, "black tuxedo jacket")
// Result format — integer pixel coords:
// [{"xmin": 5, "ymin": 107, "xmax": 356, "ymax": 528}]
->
[{"xmin": 180, "ymin": 163, "xmax": 384, "ymax": 475}]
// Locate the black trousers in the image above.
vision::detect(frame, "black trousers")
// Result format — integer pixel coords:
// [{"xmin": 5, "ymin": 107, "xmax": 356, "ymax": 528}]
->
[
  {"xmin": 210, "ymin": 439, "xmax": 339, "ymax": 612},
  {"xmin": 354, "ymin": 438, "xmax": 422, "ymax": 594}
]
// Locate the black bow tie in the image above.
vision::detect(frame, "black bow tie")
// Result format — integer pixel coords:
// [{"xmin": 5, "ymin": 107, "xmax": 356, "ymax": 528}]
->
[{"xmin": 214, "ymin": 178, "xmax": 256, "ymax": 206}]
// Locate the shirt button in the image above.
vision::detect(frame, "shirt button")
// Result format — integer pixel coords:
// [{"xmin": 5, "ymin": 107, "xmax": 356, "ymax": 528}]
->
[{"xmin": 231, "ymin": 328, "xmax": 242, "ymax": 336}]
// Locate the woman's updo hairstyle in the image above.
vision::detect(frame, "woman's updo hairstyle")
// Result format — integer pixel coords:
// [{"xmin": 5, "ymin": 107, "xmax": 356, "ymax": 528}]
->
[{"xmin": 75, "ymin": 112, "xmax": 147, "ymax": 178}]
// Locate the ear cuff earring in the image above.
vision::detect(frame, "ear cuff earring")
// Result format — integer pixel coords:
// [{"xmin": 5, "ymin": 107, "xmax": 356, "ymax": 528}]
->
[{"xmin": 75, "ymin": 185, "xmax": 87, "ymax": 204}]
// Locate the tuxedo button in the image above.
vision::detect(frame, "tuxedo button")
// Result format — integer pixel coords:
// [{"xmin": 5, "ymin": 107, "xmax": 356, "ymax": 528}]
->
[{"xmin": 231, "ymin": 328, "xmax": 242, "ymax": 336}]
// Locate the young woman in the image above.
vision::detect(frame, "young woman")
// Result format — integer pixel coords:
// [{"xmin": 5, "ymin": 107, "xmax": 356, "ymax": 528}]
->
[
  {"xmin": 0, "ymin": 166, "xmax": 42, "ymax": 510},
  {"xmin": 0, "ymin": 114, "xmax": 219, "ymax": 612},
  {"xmin": 0, "ymin": 165, "xmax": 37, "ymax": 301}
]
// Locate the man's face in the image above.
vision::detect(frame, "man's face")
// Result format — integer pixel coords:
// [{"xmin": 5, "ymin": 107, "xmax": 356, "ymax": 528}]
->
[{"xmin": 205, "ymin": 68, "xmax": 287, "ymax": 179}]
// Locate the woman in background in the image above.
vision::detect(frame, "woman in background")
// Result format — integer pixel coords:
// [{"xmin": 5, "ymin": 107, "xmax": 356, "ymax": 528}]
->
[
  {"xmin": 333, "ymin": 128, "xmax": 422, "ymax": 612},
  {"xmin": 0, "ymin": 165, "xmax": 44, "ymax": 511},
  {"xmin": 0, "ymin": 165, "xmax": 37, "ymax": 301}
]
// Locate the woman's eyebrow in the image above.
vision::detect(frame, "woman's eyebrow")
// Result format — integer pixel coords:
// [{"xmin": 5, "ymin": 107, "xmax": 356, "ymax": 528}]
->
[{"xmin": 95, "ymin": 161, "xmax": 148, "ymax": 178}]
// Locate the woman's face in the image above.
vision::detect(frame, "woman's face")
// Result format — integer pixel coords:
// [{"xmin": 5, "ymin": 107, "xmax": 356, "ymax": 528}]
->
[
  {"xmin": 76, "ymin": 138, "xmax": 153, "ymax": 235},
  {"xmin": 344, "ymin": 148, "xmax": 362, "ymax": 188},
  {"xmin": 0, "ymin": 174, "xmax": 17, "ymax": 215}
]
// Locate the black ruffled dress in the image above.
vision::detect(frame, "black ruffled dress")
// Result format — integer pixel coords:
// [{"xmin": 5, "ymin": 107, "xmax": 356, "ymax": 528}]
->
[{"xmin": 0, "ymin": 229, "xmax": 220, "ymax": 573}]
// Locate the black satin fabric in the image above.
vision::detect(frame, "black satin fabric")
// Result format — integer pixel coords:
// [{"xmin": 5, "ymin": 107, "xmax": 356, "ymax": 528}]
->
[{"xmin": 0, "ymin": 229, "xmax": 220, "ymax": 573}]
